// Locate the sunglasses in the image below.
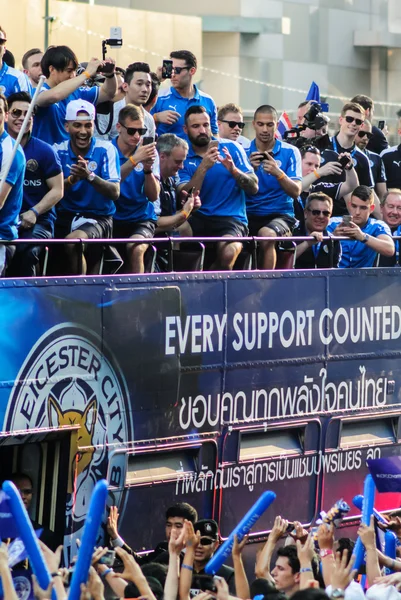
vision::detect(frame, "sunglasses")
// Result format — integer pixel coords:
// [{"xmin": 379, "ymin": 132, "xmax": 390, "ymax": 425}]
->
[
  {"xmin": 344, "ymin": 115, "xmax": 364, "ymax": 126},
  {"xmin": 172, "ymin": 66, "xmax": 190, "ymax": 75},
  {"xmin": 119, "ymin": 123, "xmax": 147, "ymax": 136},
  {"xmin": 357, "ymin": 131, "xmax": 373, "ymax": 140},
  {"xmin": 220, "ymin": 120, "xmax": 245, "ymax": 130},
  {"xmin": 199, "ymin": 537, "xmax": 216, "ymax": 546},
  {"xmin": 10, "ymin": 108, "xmax": 30, "ymax": 119},
  {"xmin": 307, "ymin": 208, "xmax": 331, "ymax": 217}
]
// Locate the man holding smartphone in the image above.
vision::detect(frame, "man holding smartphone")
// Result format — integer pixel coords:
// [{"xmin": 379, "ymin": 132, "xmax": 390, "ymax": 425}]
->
[
  {"xmin": 152, "ymin": 50, "xmax": 218, "ymax": 140},
  {"xmin": 246, "ymin": 104, "xmax": 302, "ymax": 270},
  {"xmin": 179, "ymin": 106, "xmax": 258, "ymax": 270},
  {"xmin": 327, "ymin": 185, "xmax": 394, "ymax": 267}
]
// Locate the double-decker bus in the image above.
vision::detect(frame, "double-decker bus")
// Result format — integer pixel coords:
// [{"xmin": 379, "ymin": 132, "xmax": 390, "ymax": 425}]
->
[{"xmin": 1, "ymin": 264, "xmax": 400, "ymax": 570}]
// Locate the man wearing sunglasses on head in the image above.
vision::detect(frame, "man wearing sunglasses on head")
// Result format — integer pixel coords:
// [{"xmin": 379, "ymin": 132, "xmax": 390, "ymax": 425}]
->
[
  {"xmin": 320, "ymin": 102, "xmax": 374, "ymax": 196},
  {"xmin": 152, "ymin": 50, "xmax": 218, "ymax": 140},
  {"xmin": 6, "ymin": 92, "xmax": 63, "ymax": 277},
  {"xmin": 217, "ymin": 103, "xmax": 250, "ymax": 149},
  {"xmin": 112, "ymin": 103, "xmax": 160, "ymax": 273},
  {"xmin": 294, "ymin": 192, "xmax": 341, "ymax": 269},
  {"xmin": 355, "ymin": 120, "xmax": 386, "ymax": 201}
]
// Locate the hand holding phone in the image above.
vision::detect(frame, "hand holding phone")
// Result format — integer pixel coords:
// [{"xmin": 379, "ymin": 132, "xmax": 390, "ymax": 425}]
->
[
  {"xmin": 342, "ymin": 215, "xmax": 353, "ymax": 226},
  {"xmin": 162, "ymin": 60, "xmax": 173, "ymax": 79}
]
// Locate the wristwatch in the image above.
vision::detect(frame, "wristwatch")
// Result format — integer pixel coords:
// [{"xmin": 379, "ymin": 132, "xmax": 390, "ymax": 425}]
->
[
  {"xmin": 87, "ymin": 171, "xmax": 96, "ymax": 182},
  {"xmin": 361, "ymin": 233, "xmax": 369, "ymax": 244},
  {"xmin": 331, "ymin": 589, "xmax": 345, "ymax": 599}
]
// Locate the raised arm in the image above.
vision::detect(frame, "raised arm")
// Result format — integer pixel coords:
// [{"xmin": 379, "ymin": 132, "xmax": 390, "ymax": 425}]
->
[
  {"xmin": 255, "ymin": 516, "xmax": 288, "ymax": 583},
  {"xmin": 232, "ymin": 534, "xmax": 250, "ymax": 600},
  {"xmin": 35, "ymin": 59, "xmax": 101, "ymax": 107}
]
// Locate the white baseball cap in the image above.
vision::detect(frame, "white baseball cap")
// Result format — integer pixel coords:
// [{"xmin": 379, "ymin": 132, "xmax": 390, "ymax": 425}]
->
[{"xmin": 65, "ymin": 99, "xmax": 96, "ymax": 122}]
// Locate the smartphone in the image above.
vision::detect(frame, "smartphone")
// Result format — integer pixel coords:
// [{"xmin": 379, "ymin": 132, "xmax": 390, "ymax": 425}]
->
[
  {"xmin": 192, "ymin": 575, "xmax": 217, "ymax": 593},
  {"xmin": 188, "ymin": 186, "xmax": 195, "ymax": 197},
  {"xmin": 338, "ymin": 155, "xmax": 350, "ymax": 170},
  {"xmin": 342, "ymin": 215, "xmax": 353, "ymax": 226},
  {"xmin": 209, "ymin": 140, "xmax": 219, "ymax": 150},
  {"xmin": 378, "ymin": 120, "xmax": 386, "ymax": 130},
  {"xmin": 285, "ymin": 521, "xmax": 295, "ymax": 533},
  {"xmin": 99, "ymin": 549, "xmax": 116, "ymax": 566},
  {"xmin": 99, "ymin": 61, "xmax": 115, "ymax": 74},
  {"xmin": 162, "ymin": 59, "xmax": 173, "ymax": 79},
  {"xmin": 142, "ymin": 136, "xmax": 154, "ymax": 145}
]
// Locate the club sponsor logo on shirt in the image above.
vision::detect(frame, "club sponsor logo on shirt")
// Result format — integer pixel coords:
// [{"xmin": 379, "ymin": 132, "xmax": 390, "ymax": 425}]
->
[
  {"xmin": 88, "ymin": 161, "xmax": 98, "ymax": 172},
  {"xmin": 26, "ymin": 159, "xmax": 39, "ymax": 172},
  {"xmin": 275, "ymin": 160, "xmax": 282, "ymax": 168}
]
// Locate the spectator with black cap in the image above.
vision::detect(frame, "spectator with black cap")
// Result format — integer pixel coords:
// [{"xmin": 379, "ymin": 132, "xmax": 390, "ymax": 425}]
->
[{"xmin": 179, "ymin": 518, "xmax": 235, "ymax": 597}]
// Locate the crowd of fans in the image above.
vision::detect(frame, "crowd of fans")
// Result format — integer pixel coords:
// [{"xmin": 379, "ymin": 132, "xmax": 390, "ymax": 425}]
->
[
  {"xmin": 1, "ymin": 27, "xmax": 401, "ymax": 275},
  {"xmin": 3, "ymin": 477, "xmax": 401, "ymax": 600}
]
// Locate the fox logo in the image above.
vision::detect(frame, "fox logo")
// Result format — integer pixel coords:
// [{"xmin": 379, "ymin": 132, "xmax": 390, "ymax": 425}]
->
[
  {"xmin": 48, "ymin": 388, "xmax": 97, "ymax": 489},
  {"xmin": 6, "ymin": 324, "xmax": 132, "ymax": 543}
]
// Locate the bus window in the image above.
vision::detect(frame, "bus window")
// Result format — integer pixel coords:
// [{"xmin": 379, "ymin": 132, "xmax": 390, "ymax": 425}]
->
[
  {"xmin": 340, "ymin": 417, "xmax": 397, "ymax": 449},
  {"xmin": 322, "ymin": 413, "xmax": 401, "ymax": 519},
  {"xmin": 239, "ymin": 428, "xmax": 304, "ymax": 461},
  {"xmin": 118, "ymin": 443, "xmax": 217, "ymax": 553},
  {"xmin": 218, "ymin": 421, "xmax": 321, "ymax": 537},
  {"xmin": 126, "ymin": 450, "xmax": 197, "ymax": 485}
]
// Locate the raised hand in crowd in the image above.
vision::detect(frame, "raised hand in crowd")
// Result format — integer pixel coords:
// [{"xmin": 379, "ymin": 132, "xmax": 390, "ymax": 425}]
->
[
  {"xmin": 0, "ymin": 543, "xmax": 19, "ymax": 600},
  {"xmin": 330, "ymin": 550, "xmax": 357, "ymax": 594},
  {"xmin": 232, "ymin": 534, "xmax": 250, "ymax": 600}
]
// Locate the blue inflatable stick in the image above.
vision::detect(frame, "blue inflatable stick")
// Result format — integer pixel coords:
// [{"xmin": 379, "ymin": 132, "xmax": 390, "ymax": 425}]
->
[
  {"xmin": 68, "ymin": 480, "xmax": 108, "ymax": 600},
  {"xmin": 2, "ymin": 480, "xmax": 55, "ymax": 600},
  {"xmin": 384, "ymin": 531, "xmax": 397, "ymax": 574},
  {"xmin": 352, "ymin": 475, "xmax": 376, "ymax": 572},
  {"xmin": 205, "ymin": 490, "xmax": 276, "ymax": 575}
]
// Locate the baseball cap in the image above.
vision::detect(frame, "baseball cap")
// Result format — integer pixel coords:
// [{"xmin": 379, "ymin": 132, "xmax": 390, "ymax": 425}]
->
[
  {"xmin": 65, "ymin": 99, "xmax": 96, "ymax": 122},
  {"xmin": 194, "ymin": 519, "xmax": 219, "ymax": 539}
]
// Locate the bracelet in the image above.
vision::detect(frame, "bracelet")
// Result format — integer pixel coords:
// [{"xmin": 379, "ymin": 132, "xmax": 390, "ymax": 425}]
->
[
  {"xmin": 50, "ymin": 572, "xmax": 62, "ymax": 577},
  {"xmin": 67, "ymin": 175, "xmax": 75, "ymax": 186},
  {"xmin": 300, "ymin": 567, "xmax": 312, "ymax": 573},
  {"xmin": 277, "ymin": 171, "xmax": 285, "ymax": 181},
  {"xmin": 30, "ymin": 207, "xmax": 39, "ymax": 218},
  {"xmin": 182, "ymin": 564, "xmax": 193, "ymax": 571},
  {"xmin": 154, "ymin": 113, "xmax": 159, "ymax": 124},
  {"xmin": 104, "ymin": 74, "xmax": 115, "ymax": 79},
  {"xmin": 100, "ymin": 568, "xmax": 113, "ymax": 579},
  {"xmin": 129, "ymin": 156, "xmax": 137, "ymax": 167},
  {"xmin": 319, "ymin": 549, "xmax": 333, "ymax": 559},
  {"xmin": 143, "ymin": 170, "xmax": 152, "ymax": 175},
  {"xmin": 313, "ymin": 169, "xmax": 320, "ymax": 179},
  {"xmin": 83, "ymin": 70, "xmax": 92, "ymax": 80},
  {"xmin": 181, "ymin": 210, "xmax": 189, "ymax": 220}
]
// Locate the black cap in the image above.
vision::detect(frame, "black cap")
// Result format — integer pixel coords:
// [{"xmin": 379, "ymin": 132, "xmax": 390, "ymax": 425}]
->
[{"xmin": 195, "ymin": 519, "xmax": 219, "ymax": 539}]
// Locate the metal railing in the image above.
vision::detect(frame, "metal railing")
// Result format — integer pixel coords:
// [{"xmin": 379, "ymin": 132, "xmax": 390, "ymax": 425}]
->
[{"xmin": 3, "ymin": 234, "xmax": 399, "ymax": 278}]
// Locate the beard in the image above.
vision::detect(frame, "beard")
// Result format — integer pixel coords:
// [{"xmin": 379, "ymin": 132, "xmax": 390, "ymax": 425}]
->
[{"xmin": 188, "ymin": 132, "xmax": 210, "ymax": 147}]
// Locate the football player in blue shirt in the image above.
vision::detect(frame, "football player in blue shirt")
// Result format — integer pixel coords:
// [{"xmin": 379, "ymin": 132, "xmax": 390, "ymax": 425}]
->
[
  {"xmin": 0, "ymin": 93, "xmax": 26, "ymax": 274},
  {"xmin": 152, "ymin": 50, "xmax": 218, "ymax": 140},
  {"xmin": 112, "ymin": 103, "xmax": 160, "ymax": 273},
  {"xmin": 53, "ymin": 100, "xmax": 120, "ymax": 275},
  {"xmin": 179, "ymin": 105, "xmax": 258, "ymax": 270},
  {"xmin": 327, "ymin": 185, "xmax": 394, "ymax": 268},
  {"xmin": 6, "ymin": 92, "xmax": 63, "ymax": 277},
  {"xmin": 246, "ymin": 105, "xmax": 302, "ymax": 269},
  {"xmin": 379, "ymin": 189, "xmax": 401, "ymax": 267},
  {"xmin": 0, "ymin": 27, "xmax": 31, "ymax": 97},
  {"xmin": 33, "ymin": 45, "xmax": 117, "ymax": 145}
]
